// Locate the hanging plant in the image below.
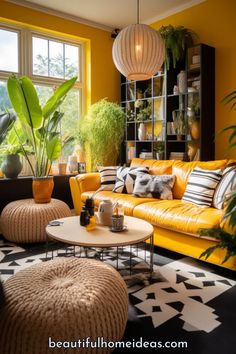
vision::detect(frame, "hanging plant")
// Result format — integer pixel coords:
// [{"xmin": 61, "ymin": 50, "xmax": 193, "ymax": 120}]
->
[{"xmin": 159, "ymin": 25, "xmax": 194, "ymax": 70}]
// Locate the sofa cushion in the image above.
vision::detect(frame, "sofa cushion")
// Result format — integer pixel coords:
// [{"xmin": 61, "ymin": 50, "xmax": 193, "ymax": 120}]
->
[
  {"xmin": 81, "ymin": 191, "xmax": 158, "ymax": 216},
  {"xmin": 98, "ymin": 166, "xmax": 118, "ymax": 191},
  {"xmin": 182, "ymin": 167, "xmax": 223, "ymax": 207},
  {"xmin": 133, "ymin": 199, "xmax": 223, "ymax": 235},
  {"xmin": 113, "ymin": 166, "xmax": 148, "ymax": 194},
  {"xmin": 133, "ymin": 172, "xmax": 175, "ymax": 199},
  {"xmin": 213, "ymin": 165, "xmax": 236, "ymax": 209},
  {"xmin": 172, "ymin": 160, "xmax": 227, "ymax": 199}
]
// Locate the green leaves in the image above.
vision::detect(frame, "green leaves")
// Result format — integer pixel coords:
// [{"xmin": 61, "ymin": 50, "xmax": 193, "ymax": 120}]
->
[
  {"xmin": 159, "ymin": 25, "xmax": 194, "ymax": 70},
  {"xmin": 42, "ymin": 76, "xmax": 77, "ymax": 118},
  {"xmin": 6, "ymin": 74, "xmax": 76, "ymax": 176},
  {"xmin": 199, "ymin": 228, "xmax": 236, "ymax": 264},
  {"xmin": 79, "ymin": 98, "xmax": 125, "ymax": 170},
  {"xmin": 222, "ymin": 90, "xmax": 236, "ymax": 110},
  {"xmin": 7, "ymin": 75, "xmax": 42, "ymax": 129},
  {"xmin": 46, "ymin": 137, "xmax": 61, "ymax": 161},
  {"xmin": 0, "ymin": 112, "xmax": 16, "ymax": 144}
]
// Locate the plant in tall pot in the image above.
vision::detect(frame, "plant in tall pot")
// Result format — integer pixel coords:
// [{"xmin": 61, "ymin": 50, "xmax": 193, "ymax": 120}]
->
[
  {"xmin": 7, "ymin": 74, "xmax": 77, "ymax": 203},
  {"xmin": 78, "ymin": 99, "xmax": 125, "ymax": 171},
  {"xmin": 200, "ymin": 90, "xmax": 236, "ymax": 264}
]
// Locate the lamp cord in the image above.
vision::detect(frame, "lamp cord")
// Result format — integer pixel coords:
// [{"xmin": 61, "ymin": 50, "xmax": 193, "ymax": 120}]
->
[{"xmin": 137, "ymin": 0, "xmax": 139, "ymax": 24}]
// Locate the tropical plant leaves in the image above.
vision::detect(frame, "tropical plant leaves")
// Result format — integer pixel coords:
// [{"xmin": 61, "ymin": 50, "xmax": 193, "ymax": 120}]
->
[
  {"xmin": 199, "ymin": 227, "xmax": 236, "ymax": 263},
  {"xmin": 46, "ymin": 137, "xmax": 61, "ymax": 162},
  {"xmin": 20, "ymin": 77, "xmax": 43, "ymax": 128},
  {"xmin": 0, "ymin": 112, "xmax": 16, "ymax": 144},
  {"xmin": 42, "ymin": 77, "xmax": 77, "ymax": 118}
]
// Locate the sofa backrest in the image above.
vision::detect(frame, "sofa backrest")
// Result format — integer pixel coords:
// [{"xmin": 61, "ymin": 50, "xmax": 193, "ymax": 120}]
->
[
  {"xmin": 130, "ymin": 158, "xmax": 229, "ymax": 199},
  {"xmin": 130, "ymin": 158, "xmax": 174, "ymax": 175}
]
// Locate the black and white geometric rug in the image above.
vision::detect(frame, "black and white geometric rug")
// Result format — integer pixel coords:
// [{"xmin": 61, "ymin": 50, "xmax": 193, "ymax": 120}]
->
[{"xmin": 1, "ymin": 235, "xmax": 236, "ymax": 354}]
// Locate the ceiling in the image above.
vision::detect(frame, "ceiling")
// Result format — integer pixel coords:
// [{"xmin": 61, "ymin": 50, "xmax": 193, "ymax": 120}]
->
[{"xmin": 7, "ymin": 0, "xmax": 205, "ymax": 31}]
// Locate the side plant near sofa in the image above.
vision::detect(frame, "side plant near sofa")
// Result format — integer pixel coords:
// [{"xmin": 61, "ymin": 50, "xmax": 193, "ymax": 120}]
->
[
  {"xmin": 78, "ymin": 99, "xmax": 125, "ymax": 171},
  {"xmin": 200, "ymin": 90, "xmax": 236, "ymax": 263}
]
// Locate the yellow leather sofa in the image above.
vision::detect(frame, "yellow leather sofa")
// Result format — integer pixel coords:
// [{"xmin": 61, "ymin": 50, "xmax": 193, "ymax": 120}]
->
[{"xmin": 70, "ymin": 158, "xmax": 236, "ymax": 270}]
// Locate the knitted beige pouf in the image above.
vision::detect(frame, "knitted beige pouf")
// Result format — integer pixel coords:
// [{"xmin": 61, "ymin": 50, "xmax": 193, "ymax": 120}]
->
[
  {"xmin": 0, "ymin": 257, "xmax": 128, "ymax": 354},
  {"xmin": 0, "ymin": 198, "xmax": 71, "ymax": 243}
]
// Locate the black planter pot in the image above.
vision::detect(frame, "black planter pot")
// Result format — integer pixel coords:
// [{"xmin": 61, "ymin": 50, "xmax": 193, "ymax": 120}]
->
[{"xmin": 1, "ymin": 154, "xmax": 23, "ymax": 179}]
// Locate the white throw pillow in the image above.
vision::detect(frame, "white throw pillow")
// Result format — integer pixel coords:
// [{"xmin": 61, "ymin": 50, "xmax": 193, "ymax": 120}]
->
[
  {"xmin": 113, "ymin": 166, "xmax": 149, "ymax": 194},
  {"xmin": 98, "ymin": 166, "xmax": 118, "ymax": 191},
  {"xmin": 213, "ymin": 165, "xmax": 236, "ymax": 209},
  {"xmin": 182, "ymin": 167, "xmax": 223, "ymax": 208},
  {"xmin": 133, "ymin": 172, "xmax": 175, "ymax": 199}
]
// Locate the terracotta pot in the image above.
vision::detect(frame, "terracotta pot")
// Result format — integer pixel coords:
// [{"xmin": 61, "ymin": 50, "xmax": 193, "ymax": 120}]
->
[
  {"xmin": 58, "ymin": 162, "xmax": 67, "ymax": 175},
  {"xmin": 32, "ymin": 176, "xmax": 54, "ymax": 203}
]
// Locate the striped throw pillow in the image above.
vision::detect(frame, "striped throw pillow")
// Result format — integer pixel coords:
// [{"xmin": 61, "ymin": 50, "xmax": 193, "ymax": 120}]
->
[
  {"xmin": 113, "ymin": 166, "xmax": 149, "ymax": 194},
  {"xmin": 213, "ymin": 165, "xmax": 236, "ymax": 209},
  {"xmin": 182, "ymin": 167, "xmax": 223, "ymax": 207},
  {"xmin": 98, "ymin": 166, "xmax": 118, "ymax": 191}
]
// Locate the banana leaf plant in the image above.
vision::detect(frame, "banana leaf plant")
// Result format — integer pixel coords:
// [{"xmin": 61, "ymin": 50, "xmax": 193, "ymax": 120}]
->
[
  {"xmin": 0, "ymin": 112, "xmax": 16, "ymax": 145},
  {"xmin": 200, "ymin": 90, "xmax": 236, "ymax": 263},
  {"xmin": 7, "ymin": 75, "xmax": 77, "ymax": 177}
]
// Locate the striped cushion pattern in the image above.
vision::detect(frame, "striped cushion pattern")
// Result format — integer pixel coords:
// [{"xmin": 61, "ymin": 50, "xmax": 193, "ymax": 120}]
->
[
  {"xmin": 182, "ymin": 167, "xmax": 223, "ymax": 207},
  {"xmin": 213, "ymin": 165, "xmax": 236, "ymax": 209},
  {"xmin": 113, "ymin": 166, "xmax": 149, "ymax": 194},
  {"xmin": 98, "ymin": 166, "xmax": 118, "ymax": 191}
]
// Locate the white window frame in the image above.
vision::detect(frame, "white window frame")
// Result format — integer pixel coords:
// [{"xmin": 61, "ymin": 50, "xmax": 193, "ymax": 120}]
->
[
  {"xmin": 0, "ymin": 23, "xmax": 22, "ymax": 79},
  {"xmin": 0, "ymin": 21, "xmax": 84, "ymax": 115}
]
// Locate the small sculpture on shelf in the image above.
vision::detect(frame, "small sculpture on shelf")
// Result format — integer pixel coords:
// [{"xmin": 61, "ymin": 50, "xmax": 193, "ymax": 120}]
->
[{"xmin": 172, "ymin": 110, "xmax": 186, "ymax": 140}]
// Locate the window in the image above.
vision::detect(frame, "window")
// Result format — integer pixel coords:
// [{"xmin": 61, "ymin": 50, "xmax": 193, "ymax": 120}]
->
[
  {"xmin": 33, "ymin": 36, "xmax": 79, "ymax": 80},
  {"xmin": 0, "ymin": 23, "xmax": 83, "ymax": 159},
  {"xmin": 0, "ymin": 28, "xmax": 19, "ymax": 73}
]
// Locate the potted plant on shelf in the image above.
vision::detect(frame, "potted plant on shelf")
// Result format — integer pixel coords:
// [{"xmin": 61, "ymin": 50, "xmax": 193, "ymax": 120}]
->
[
  {"xmin": 7, "ymin": 74, "xmax": 77, "ymax": 203},
  {"xmin": 159, "ymin": 25, "xmax": 194, "ymax": 70},
  {"xmin": 136, "ymin": 88, "xmax": 143, "ymax": 99},
  {"xmin": 0, "ymin": 120, "xmax": 31, "ymax": 178},
  {"xmin": 78, "ymin": 98, "xmax": 125, "ymax": 171},
  {"xmin": 200, "ymin": 90, "xmax": 236, "ymax": 263},
  {"xmin": 0, "ymin": 112, "xmax": 17, "ymax": 177}
]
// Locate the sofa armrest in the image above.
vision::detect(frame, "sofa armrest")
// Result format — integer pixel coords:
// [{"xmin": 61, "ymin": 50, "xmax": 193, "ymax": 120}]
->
[{"xmin": 69, "ymin": 173, "xmax": 101, "ymax": 215}]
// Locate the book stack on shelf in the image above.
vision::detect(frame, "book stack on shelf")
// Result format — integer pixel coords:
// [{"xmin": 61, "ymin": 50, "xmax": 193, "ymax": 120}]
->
[
  {"xmin": 139, "ymin": 152, "xmax": 153, "ymax": 159},
  {"xmin": 169, "ymin": 152, "xmax": 185, "ymax": 160}
]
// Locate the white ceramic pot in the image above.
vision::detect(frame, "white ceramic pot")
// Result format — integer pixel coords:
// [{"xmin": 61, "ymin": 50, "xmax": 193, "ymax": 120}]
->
[
  {"xmin": 138, "ymin": 123, "xmax": 146, "ymax": 141},
  {"xmin": 98, "ymin": 200, "xmax": 113, "ymax": 226}
]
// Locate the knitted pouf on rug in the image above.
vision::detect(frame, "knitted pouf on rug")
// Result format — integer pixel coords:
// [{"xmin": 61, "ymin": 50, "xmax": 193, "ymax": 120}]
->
[
  {"xmin": 0, "ymin": 198, "xmax": 71, "ymax": 243},
  {"xmin": 0, "ymin": 257, "xmax": 128, "ymax": 354}
]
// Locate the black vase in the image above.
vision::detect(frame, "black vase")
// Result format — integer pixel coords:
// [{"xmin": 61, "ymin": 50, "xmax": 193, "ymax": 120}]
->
[{"xmin": 1, "ymin": 154, "xmax": 23, "ymax": 178}]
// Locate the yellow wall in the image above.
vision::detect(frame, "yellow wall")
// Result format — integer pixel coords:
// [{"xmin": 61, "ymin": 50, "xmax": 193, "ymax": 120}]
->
[
  {"xmin": 152, "ymin": 0, "xmax": 236, "ymax": 159},
  {"xmin": 0, "ymin": 1, "xmax": 120, "ymax": 110}
]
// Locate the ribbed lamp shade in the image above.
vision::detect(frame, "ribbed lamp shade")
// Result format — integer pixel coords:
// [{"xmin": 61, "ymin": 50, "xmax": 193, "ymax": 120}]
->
[{"xmin": 112, "ymin": 24, "xmax": 165, "ymax": 81}]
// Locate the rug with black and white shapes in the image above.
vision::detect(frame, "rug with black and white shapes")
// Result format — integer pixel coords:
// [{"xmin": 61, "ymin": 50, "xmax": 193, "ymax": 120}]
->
[{"xmin": 1, "ymin": 236, "xmax": 236, "ymax": 354}]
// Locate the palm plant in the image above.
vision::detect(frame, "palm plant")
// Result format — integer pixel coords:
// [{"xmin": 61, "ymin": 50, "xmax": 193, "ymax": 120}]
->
[
  {"xmin": 159, "ymin": 25, "xmax": 194, "ymax": 70},
  {"xmin": 200, "ymin": 91, "xmax": 236, "ymax": 263},
  {"xmin": 7, "ymin": 75, "xmax": 77, "ymax": 177}
]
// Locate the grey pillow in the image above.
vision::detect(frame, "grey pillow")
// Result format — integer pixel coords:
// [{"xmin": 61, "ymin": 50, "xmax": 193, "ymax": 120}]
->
[{"xmin": 133, "ymin": 172, "xmax": 175, "ymax": 199}]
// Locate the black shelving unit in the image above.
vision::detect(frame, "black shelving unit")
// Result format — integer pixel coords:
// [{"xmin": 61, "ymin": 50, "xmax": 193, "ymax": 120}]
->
[{"xmin": 120, "ymin": 43, "xmax": 215, "ymax": 164}]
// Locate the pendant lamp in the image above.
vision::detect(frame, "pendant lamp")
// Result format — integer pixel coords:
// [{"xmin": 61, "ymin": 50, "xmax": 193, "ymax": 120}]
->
[{"xmin": 112, "ymin": 0, "xmax": 165, "ymax": 81}]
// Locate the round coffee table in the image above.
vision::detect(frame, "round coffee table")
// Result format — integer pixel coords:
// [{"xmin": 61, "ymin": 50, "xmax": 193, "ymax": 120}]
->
[{"xmin": 46, "ymin": 215, "xmax": 154, "ymax": 274}]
